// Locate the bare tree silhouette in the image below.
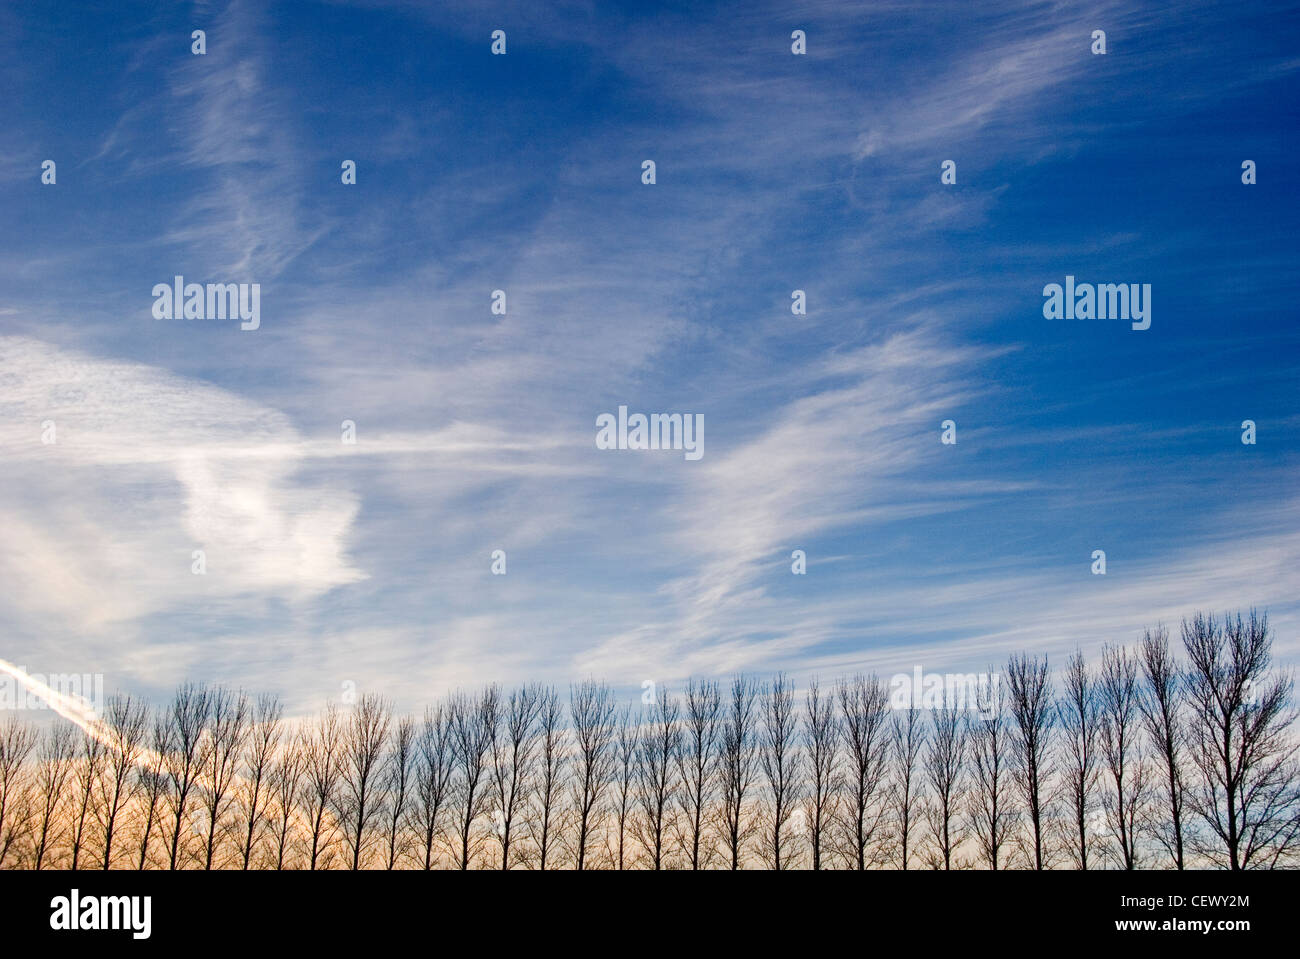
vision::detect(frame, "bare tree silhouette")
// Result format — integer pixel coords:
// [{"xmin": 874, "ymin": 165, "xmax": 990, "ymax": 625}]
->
[
  {"xmin": 837, "ymin": 674, "xmax": 890, "ymax": 870},
  {"xmin": 1059, "ymin": 650, "xmax": 1100, "ymax": 869},
  {"xmin": 569, "ymin": 681, "xmax": 616, "ymax": 871},
  {"xmin": 489, "ymin": 684, "xmax": 541, "ymax": 870},
  {"xmin": 413, "ymin": 703, "xmax": 453, "ymax": 870},
  {"xmin": 268, "ymin": 733, "xmax": 304, "ymax": 870},
  {"xmin": 1007, "ymin": 654, "xmax": 1053, "ymax": 870},
  {"xmin": 136, "ymin": 716, "xmax": 169, "ymax": 870},
  {"xmin": 634, "ymin": 684, "xmax": 680, "ymax": 870},
  {"xmin": 612, "ymin": 705, "xmax": 639, "ymax": 870},
  {"xmin": 198, "ymin": 687, "xmax": 250, "ymax": 870},
  {"xmin": 382, "ymin": 715, "xmax": 415, "ymax": 870},
  {"xmin": 69, "ymin": 725, "xmax": 104, "ymax": 870},
  {"xmin": 98, "ymin": 694, "xmax": 147, "ymax": 869},
  {"xmin": 238, "ymin": 694, "xmax": 283, "ymax": 870},
  {"xmin": 923, "ymin": 707, "xmax": 966, "ymax": 870},
  {"xmin": 719, "ymin": 675, "xmax": 759, "ymax": 870},
  {"xmin": 332, "ymin": 691, "xmax": 387, "ymax": 868},
  {"xmin": 0, "ymin": 720, "xmax": 37, "ymax": 869},
  {"xmin": 889, "ymin": 704, "xmax": 924, "ymax": 870},
  {"xmin": 967, "ymin": 675, "xmax": 1017, "ymax": 870},
  {"xmin": 32, "ymin": 724, "xmax": 74, "ymax": 870},
  {"xmin": 1099, "ymin": 643, "xmax": 1147, "ymax": 869},
  {"xmin": 1183, "ymin": 611, "xmax": 1300, "ymax": 869},
  {"xmin": 1139, "ymin": 625, "xmax": 1187, "ymax": 869},
  {"xmin": 163, "ymin": 684, "xmax": 209, "ymax": 870},
  {"xmin": 337, "ymin": 693, "xmax": 391, "ymax": 870},
  {"xmin": 803, "ymin": 678, "xmax": 841, "ymax": 871},
  {"xmin": 675, "ymin": 679, "xmax": 720, "ymax": 870},
  {"xmin": 304, "ymin": 703, "xmax": 343, "ymax": 870},
  {"xmin": 528, "ymin": 687, "xmax": 567, "ymax": 870},
  {"xmin": 449, "ymin": 688, "xmax": 493, "ymax": 870},
  {"xmin": 759, "ymin": 673, "xmax": 800, "ymax": 870}
]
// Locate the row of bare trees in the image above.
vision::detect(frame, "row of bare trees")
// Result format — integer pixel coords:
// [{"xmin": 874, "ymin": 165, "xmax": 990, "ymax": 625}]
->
[{"xmin": 0, "ymin": 610, "xmax": 1296, "ymax": 869}]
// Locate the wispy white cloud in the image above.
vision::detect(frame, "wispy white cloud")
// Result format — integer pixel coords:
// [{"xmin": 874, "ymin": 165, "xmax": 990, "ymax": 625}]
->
[
  {"xmin": 2, "ymin": 0, "xmax": 1295, "ymax": 717},
  {"xmin": 0, "ymin": 335, "xmax": 365, "ymax": 631}
]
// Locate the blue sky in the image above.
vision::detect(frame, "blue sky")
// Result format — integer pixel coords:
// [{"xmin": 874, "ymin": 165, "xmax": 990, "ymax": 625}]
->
[{"xmin": 1, "ymin": 0, "xmax": 1298, "ymax": 715}]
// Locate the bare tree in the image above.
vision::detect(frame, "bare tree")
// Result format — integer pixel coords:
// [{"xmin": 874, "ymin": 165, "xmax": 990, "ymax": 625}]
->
[
  {"xmin": 634, "ymin": 685, "xmax": 681, "ymax": 870},
  {"xmin": 967, "ymin": 677, "xmax": 1017, "ymax": 869},
  {"xmin": 489, "ymin": 684, "xmax": 541, "ymax": 870},
  {"xmin": 164, "ymin": 683, "xmax": 210, "ymax": 870},
  {"xmin": 674, "ymin": 679, "xmax": 720, "ymax": 870},
  {"xmin": 569, "ymin": 680, "xmax": 617, "ymax": 870},
  {"xmin": 97, "ymin": 694, "xmax": 148, "ymax": 868},
  {"xmin": 238, "ymin": 694, "xmax": 283, "ymax": 870},
  {"xmin": 759, "ymin": 673, "xmax": 800, "ymax": 870},
  {"xmin": 0, "ymin": 719, "xmax": 37, "ymax": 868},
  {"xmin": 612, "ymin": 705, "xmax": 640, "ymax": 870},
  {"xmin": 1183, "ymin": 611, "xmax": 1300, "ymax": 869},
  {"xmin": 268, "ymin": 733, "xmax": 304, "ymax": 870},
  {"xmin": 304, "ymin": 703, "xmax": 343, "ymax": 870},
  {"xmin": 718, "ymin": 675, "xmax": 760, "ymax": 869},
  {"xmin": 1007, "ymin": 653, "xmax": 1053, "ymax": 870},
  {"xmin": 337, "ymin": 693, "xmax": 392, "ymax": 869},
  {"xmin": 381, "ymin": 715, "xmax": 415, "ymax": 870},
  {"xmin": 449, "ymin": 687, "xmax": 495, "ymax": 869},
  {"xmin": 32, "ymin": 723, "xmax": 75, "ymax": 870},
  {"xmin": 413, "ymin": 702, "xmax": 454, "ymax": 870},
  {"xmin": 136, "ymin": 715, "xmax": 170, "ymax": 870},
  {"xmin": 837, "ymin": 674, "xmax": 891, "ymax": 870},
  {"xmin": 803, "ymin": 678, "xmax": 841, "ymax": 870},
  {"xmin": 1139, "ymin": 625, "xmax": 1187, "ymax": 869},
  {"xmin": 1058, "ymin": 650, "xmax": 1100, "ymax": 869},
  {"xmin": 198, "ymin": 687, "xmax": 250, "ymax": 870},
  {"xmin": 923, "ymin": 707, "xmax": 967, "ymax": 869},
  {"xmin": 529, "ymin": 687, "xmax": 567, "ymax": 870},
  {"xmin": 889, "ymin": 705, "xmax": 924, "ymax": 869},
  {"xmin": 69, "ymin": 726, "xmax": 105, "ymax": 870},
  {"xmin": 1099, "ymin": 643, "xmax": 1147, "ymax": 868}
]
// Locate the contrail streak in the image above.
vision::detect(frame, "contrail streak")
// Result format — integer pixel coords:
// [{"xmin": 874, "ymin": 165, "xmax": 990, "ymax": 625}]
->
[
  {"xmin": 0, "ymin": 659, "xmax": 164, "ymax": 772},
  {"xmin": 0, "ymin": 658, "xmax": 102, "ymax": 732}
]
